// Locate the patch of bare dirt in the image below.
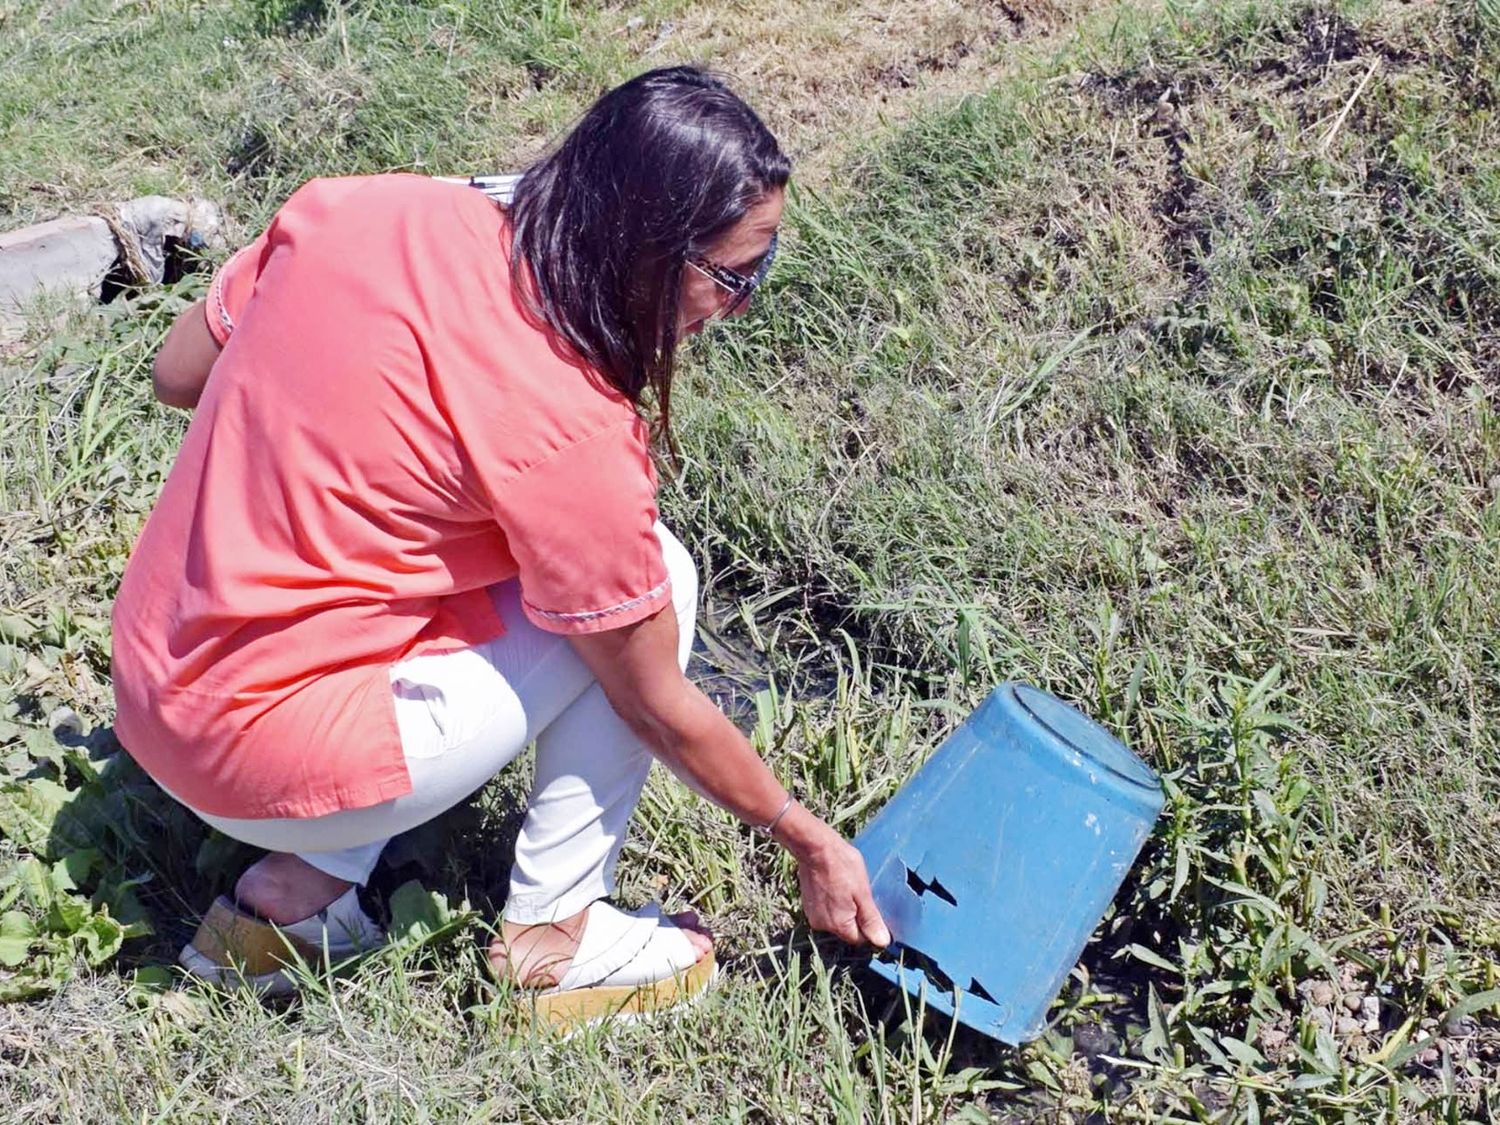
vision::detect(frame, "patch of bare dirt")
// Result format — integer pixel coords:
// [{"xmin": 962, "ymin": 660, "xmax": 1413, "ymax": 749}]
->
[
  {"xmin": 1073, "ymin": 4, "xmax": 1442, "ymax": 316},
  {"xmin": 633, "ymin": 0, "xmax": 1112, "ymax": 181}
]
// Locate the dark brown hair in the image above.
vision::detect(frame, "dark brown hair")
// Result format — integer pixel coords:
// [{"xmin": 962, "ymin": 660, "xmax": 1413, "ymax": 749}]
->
[{"xmin": 508, "ymin": 66, "xmax": 790, "ymax": 443}]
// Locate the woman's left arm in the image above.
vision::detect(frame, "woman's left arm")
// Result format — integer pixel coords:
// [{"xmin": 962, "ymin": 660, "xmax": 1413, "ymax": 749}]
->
[{"xmin": 152, "ymin": 298, "xmax": 221, "ymax": 409}]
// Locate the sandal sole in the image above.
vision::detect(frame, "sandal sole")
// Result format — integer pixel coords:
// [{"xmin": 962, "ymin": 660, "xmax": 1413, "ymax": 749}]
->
[
  {"xmin": 177, "ymin": 896, "xmax": 381, "ymax": 996},
  {"xmin": 529, "ymin": 952, "xmax": 718, "ymax": 1034},
  {"xmin": 178, "ymin": 940, "xmax": 301, "ymax": 996}
]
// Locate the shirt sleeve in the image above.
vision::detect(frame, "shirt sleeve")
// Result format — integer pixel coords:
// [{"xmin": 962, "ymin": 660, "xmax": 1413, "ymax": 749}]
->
[
  {"xmin": 202, "ymin": 235, "xmax": 275, "ymax": 347},
  {"xmin": 204, "ymin": 177, "xmax": 368, "ymax": 346},
  {"xmin": 489, "ymin": 419, "xmax": 672, "ymax": 635}
]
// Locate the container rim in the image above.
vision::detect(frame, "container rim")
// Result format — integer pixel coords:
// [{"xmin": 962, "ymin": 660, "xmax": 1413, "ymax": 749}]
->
[{"xmin": 1007, "ymin": 683, "xmax": 1161, "ymax": 792}]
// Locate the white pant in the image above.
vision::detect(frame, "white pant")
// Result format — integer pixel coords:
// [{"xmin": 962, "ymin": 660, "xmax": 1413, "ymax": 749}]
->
[{"xmin": 189, "ymin": 525, "xmax": 697, "ymax": 926}]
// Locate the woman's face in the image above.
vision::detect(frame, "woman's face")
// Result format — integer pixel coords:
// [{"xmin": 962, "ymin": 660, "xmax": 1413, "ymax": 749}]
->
[{"xmin": 677, "ymin": 187, "xmax": 786, "ymax": 337}]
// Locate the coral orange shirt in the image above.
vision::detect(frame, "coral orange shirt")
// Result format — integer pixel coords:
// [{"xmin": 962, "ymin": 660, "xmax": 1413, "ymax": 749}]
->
[{"xmin": 110, "ymin": 175, "xmax": 670, "ymax": 819}]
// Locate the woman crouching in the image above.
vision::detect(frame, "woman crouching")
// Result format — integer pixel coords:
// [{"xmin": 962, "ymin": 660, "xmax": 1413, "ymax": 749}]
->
[{"xmin": 112, "ymin": 66, "xmax": 888, "ymax": 1028}]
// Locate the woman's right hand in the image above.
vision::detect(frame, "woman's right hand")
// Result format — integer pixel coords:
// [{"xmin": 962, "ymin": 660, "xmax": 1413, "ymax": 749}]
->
[{"xmin": 780, "ymin": 810, "xmax": 891, "ymax": 948}]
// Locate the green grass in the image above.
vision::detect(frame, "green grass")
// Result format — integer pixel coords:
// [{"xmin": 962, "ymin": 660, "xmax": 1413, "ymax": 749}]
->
[
  {"xmin": 0, "ymin": 0, "xmax": 670, "ymax": 234},
  {"xmin": 3, "ymin": 0, "xmax": 1500, "ymax": 1121}
]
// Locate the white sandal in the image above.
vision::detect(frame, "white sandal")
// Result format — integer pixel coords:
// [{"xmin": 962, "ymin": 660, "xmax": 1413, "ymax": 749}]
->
[
  {"xmin": 510, "ymin": 901, "xmax": 717, "ymax": 1032},
  {"xmin": 178, "ymin": 887, "xmax": 386, "ymax": 996}
]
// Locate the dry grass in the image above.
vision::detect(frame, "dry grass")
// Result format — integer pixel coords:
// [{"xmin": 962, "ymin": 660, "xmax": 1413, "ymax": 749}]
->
[{"xmin": 652, "ymin": 0, "xmax": 1105, "ymax": 179}]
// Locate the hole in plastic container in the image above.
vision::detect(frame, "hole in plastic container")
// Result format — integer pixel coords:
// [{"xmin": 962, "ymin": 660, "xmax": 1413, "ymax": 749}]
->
[
  {"xmin": 880, "ymin": 942, "xmax": 956, "ymax": 994},
  {"xmin": 904, "ymin": 865, "xmax": 958, "ymax": 906},
  {"xmin": 967, "ymin": 977, "xmax": 997, "ymax": 1004},
  {"xmin": 926, "ymin": 877, "xmax": 958, "ymax": 906}
]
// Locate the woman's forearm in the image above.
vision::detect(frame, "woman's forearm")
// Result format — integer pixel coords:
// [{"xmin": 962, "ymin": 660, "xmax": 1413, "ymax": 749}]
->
[
  {"xmin": 568, "ymin": 606, "xmax": 889, "ymax": 945},
  {"xmin": 634, "ymin": 682, "xmax": 833, "ymax": 860},
  {"xmin": 566, "ymin": 604, "xmax": 839, "ymax": 861}
]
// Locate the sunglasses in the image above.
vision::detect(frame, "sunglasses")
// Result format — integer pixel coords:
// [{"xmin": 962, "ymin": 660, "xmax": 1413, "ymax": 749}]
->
[{"xmin": 688, "ymin": 230, "xmax": 779, "ymax": 319}]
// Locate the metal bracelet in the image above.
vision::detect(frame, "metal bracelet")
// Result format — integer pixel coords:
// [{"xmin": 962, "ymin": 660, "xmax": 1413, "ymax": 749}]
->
[{"xmin": 754, "ymin": 793, "xmax": 795, "ymax": 839}]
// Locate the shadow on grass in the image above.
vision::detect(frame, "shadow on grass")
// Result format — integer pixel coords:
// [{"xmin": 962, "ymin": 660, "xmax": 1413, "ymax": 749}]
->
[{"xmin": 728, "ymin": 921, "xmax": 1153, "ymax": 1119}]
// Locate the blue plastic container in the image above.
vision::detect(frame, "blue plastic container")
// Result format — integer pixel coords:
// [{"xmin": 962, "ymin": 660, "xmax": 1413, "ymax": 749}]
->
[{"xmin": 854, "ymin": 682, "xmax": 1164, "ymax": 1044}]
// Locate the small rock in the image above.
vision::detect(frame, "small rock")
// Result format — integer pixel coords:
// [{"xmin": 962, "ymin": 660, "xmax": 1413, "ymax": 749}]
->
[
  {"xmin": 1360, "ymin": 996, "xmax": 1380, "ymax": 1020},
  {"xmin": 1336, "ymin": 1016, "xmax": 1362, "ymax": 1036},
  {"xmin": 1074, "ymin": 1023, "xmax": 1118, "ymax": 1059},
  {"xmin": 1445, "ymin": 1014, "xmax": 1478, "ymax": 1038},
  {"xmin": 1308, "ymin": 982, "xmax": 1335, "ymax": 1006},
  {"xmin": 1256, "ymin": 1025, "xmax": 1292, "ymax": 1062},
  {"xmin": 1415, "ymin": 1029, "xmax": 1431, "ymax": 1043},
  {"xmin": 1343, "ymin": 993, "xmax": 1364, "ymax": 1014},
  {"xmin": 1416, "ymin": 1047, "xmax": 1440, "ymax": 1066},
  {"xmin": 47, "ymin": 705, "xmax": 83, "ymax": 737}
]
